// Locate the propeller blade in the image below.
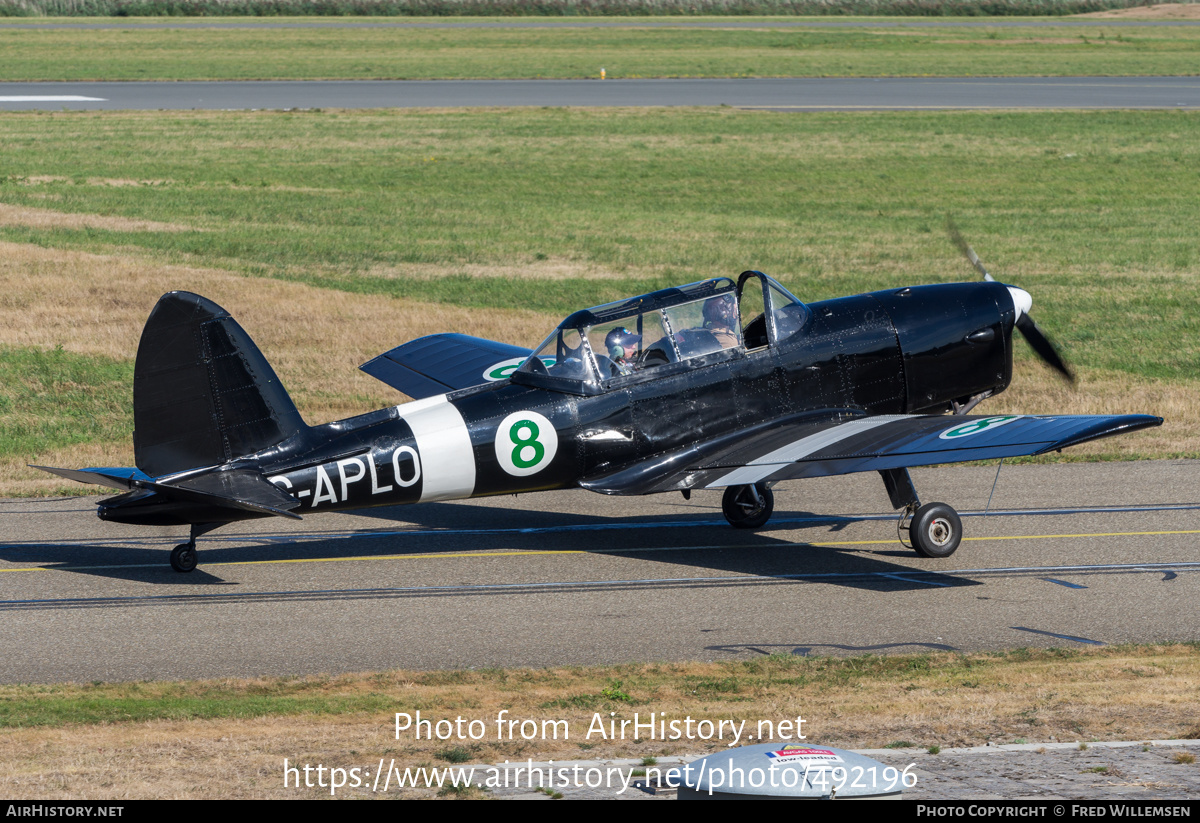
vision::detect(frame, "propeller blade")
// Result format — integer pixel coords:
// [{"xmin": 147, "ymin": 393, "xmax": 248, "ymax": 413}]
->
[
  {"xmin": 1016, "ymin": 314, "xmax": 1075, "ymax": 384},
  {"xmin": 947, "ymin": 218, "xmax": 1075, "ymax": 384},
  {"xmin": 947, "ymin": 217, "xmax": 994, "ymax": 282}
]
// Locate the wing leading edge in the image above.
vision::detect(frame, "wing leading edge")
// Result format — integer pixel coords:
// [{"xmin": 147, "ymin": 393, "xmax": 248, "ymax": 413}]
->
[
  {"xmin": 360, "ymin": 334, "xmax": 532, "ymax": 400},
  {"xmin": 579, "ymin": 412, "xmax": 1163, "ymax": 496}
]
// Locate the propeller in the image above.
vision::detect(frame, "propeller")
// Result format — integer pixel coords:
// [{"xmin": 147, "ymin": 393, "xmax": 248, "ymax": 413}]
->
[{"xmin": 947, "ymin": 219, "xmax": 1075, "ymax": 384}]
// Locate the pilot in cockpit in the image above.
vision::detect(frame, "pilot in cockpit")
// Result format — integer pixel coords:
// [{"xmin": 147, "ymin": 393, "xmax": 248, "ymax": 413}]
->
[
  {"xmin": 605, "ymin": 327, "xmax": 642, "ymax": 375},
  {"xmin": 702, "ymin": 294, "xmax": 739, "ymax": 349}
]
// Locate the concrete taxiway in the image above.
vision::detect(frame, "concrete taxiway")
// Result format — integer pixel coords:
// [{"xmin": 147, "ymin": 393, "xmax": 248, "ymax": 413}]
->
[
  {"xmin": 2, "ymin": 77, "xmax": 1200, "ymax": 111},
  {"xmin": 1, "ymin": 459, "xmax": 1196, "ymax": 684}
]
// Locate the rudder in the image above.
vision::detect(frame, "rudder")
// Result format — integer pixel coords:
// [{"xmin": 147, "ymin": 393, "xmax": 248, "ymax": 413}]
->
[{"xmin": 133, "ymin": 291, "xmax": 306, "ymax": 477}]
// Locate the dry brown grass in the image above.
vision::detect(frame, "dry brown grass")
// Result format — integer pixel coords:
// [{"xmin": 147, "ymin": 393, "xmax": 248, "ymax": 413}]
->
[
  {"xmin": 1079, "ymin": 2, "xmax": 1200, "ymax": 18},
  {"xmin": 3, "ymin": 237, "xmax": 1197, "ymax": 496},
  {"xmin": 0, "ymin": 203, "xmax": 193, "ymax": 234},
  {"xmin": 988, "ymin": 361, "xmax": 1200, "ymax": 458},
  {"xmin": 0, "ymin": 241, "xmax": 552, "ymax": 373},
  {"xmin": 0, "ymin": 442, "xmax": 136, "ymax": 498},
  {"xmin": 2, "ymin": 245, "xmax": 552, "ymax": 371},
  {"xmin": 0, "ymin": 240, "xmax": 560, "ymax": 494},
  {"xmin": 1, "ymin": 646, "xmax": 1198, "ymax": 799}
]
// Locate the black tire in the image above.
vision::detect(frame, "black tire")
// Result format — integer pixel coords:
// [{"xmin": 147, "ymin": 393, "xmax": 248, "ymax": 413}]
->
[
  {"xmin": 910, "ymin": 502, "xmax": 962, "ymax": 559},
  {"xmin": 170, "ymin": 543, "xmax": 198, "ymax": 573},
  {"xmin": 722, "ymin": 483, "xmax": 774, "ymax": 529}
]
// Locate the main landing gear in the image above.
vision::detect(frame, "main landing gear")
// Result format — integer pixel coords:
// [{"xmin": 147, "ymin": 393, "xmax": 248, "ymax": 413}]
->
[
  {"xmin": 717, "ymin": 469, "xmax": 964, "ymax": 559},
  {"xmin": 883, "ymin": 467, "xmax": 963, "ymax": 558},
  {"xmin": 170, "ymin": 542, "xmax": 197, "ymax": 573},
  {"xmin": 899, "ymin": 500, "xmax": 963, "ymax": 558},
  {"xmin": 169, "ymin": 522, "xmax": 221, "ymax": 573},
  {"xmin": 722, "ymin": 483, "xmax": 775, "ymax": 529}
]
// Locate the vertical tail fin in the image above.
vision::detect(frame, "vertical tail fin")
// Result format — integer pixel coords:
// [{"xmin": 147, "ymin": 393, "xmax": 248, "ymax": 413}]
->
[{"xmin": 133, "ymin": 292, "xmax": 306, "ymax": 477}]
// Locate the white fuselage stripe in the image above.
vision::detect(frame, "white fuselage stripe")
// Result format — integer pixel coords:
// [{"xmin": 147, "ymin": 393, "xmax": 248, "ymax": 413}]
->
[
  {"xmin": 707, "ymin": 415, "xmax": 909, "ymax": 488},
  {"xmin": 397, "ymin": 395, "xmax": 476, "ymax": 502}
]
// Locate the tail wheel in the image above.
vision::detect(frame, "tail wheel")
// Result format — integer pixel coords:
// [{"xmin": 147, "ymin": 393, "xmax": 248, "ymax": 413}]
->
[
  {"xmin": 722, "ymin": 483, "xmax": 774, "ymax": 529},
  {"xmin": 910, "ymin": 502, "xmax": 962, "ymax": 558}
]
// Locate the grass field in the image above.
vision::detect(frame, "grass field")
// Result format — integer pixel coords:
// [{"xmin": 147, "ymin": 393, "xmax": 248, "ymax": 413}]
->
[
  {"xmin": 2, "ymin": 106, "xmax": 1199, "ymax": 493},
  {"xmin": 2, "ymin": 17, "xmax": 1200, "ymax": 79},
  {"xmin": 2, "ymin": 9, "xmax": 1199, "ymax": 801},
  {"xmin": 2, "ymin": 645, "xmax": 1198, "ymax": 798},
  {"xmin": 0, "ymin": 0, "xmax": 1167, "ymax": 18}
]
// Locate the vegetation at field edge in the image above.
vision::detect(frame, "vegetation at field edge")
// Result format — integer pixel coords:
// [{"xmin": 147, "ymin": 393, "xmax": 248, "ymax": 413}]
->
[
  {"xmin": 2, "ymin": 107, "xmax": 1198, "ymax": 484},
  {"xmin": 0, "ymin": 0, "xmax": 1165, "ymax": 19},
  {"xmin": 3, "ymin": 18, "xmax": 1200, "ymax": 80},
  {"xmin": 1, "ymin": 645, "xmax": 1198, "ymax": 798}
]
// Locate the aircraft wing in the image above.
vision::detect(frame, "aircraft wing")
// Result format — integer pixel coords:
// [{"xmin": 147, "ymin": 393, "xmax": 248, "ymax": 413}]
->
[
  {"xmin": 578, "ymin": 411, "xmax": 1163, "ymax": 495},
  {"xmin": 360, "ymin": 334, "xmax": 533, "ymax": 400}
]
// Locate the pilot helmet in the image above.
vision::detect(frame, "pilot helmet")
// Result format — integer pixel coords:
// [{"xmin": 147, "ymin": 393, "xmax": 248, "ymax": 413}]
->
[{"xmin": 605, "ymin": 327, "xmax": 641, "ymax": 355}]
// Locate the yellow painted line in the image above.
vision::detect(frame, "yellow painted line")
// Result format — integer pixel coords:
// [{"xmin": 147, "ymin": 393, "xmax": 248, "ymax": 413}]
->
[
  {"xmin": 810, "ymin": 529, "xmax": 1200, "ymax": 548},
  {"xmin": 207, "ymin": 549, "xmax": 584, "ymax": 567},
  {"xmin": 4, "ymin": 529, "xmax": 1200, "ymax": 572}
]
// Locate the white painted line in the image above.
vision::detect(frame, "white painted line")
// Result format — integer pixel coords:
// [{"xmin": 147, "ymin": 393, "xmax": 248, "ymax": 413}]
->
[{"xmin": 0, "ymin": 95, "xmax": 106, "ymax": 102}]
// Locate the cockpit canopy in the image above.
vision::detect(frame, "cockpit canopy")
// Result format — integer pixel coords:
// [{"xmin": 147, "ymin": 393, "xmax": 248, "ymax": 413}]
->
[{"xmin": 513, "ymin": 271, "xmax": 810, "ymax": 395}]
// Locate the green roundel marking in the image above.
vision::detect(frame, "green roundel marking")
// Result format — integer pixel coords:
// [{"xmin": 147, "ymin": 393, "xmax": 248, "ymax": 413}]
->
[
  {"xmin": 484, "ymin": 356, "xmax": 556, "ymax": 382},
  {"xmin": 510, "ymin": 419, "xmax": 545, "ymax": 469},
  {"xmin": 939, "ymin": 415, "xmax": 1022, "ymax": 440}
]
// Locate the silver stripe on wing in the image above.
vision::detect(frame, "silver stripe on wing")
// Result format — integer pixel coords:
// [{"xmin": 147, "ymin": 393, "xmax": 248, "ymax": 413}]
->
[{"xmin": 706, "ymin": 415, "xmax": 910, "ymax": 488}]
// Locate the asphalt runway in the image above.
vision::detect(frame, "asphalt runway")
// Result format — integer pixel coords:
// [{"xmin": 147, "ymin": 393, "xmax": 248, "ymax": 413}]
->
[
  {"xmin": 2, "ymin": 77, "xmax": 1199, "ymax": 110},
  {"xmin": 1, "ymin": 459, "xmax": 1197, "ymax": 683}
]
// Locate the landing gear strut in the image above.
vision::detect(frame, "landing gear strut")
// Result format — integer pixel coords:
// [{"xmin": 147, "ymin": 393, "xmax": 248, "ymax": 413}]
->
[
  {"xmin": 721, "ymin": 483, "xmax": 774, "ymax": 529},
  {"xmin": 169, "ymin": 522, "xmax": 221, "ymax": 573},
  {"xmin": 882, "ymin": 468, "xmax": 963, "ymax": 559}
]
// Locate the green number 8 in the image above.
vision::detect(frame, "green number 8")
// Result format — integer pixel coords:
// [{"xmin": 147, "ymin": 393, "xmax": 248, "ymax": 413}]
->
[{"xmin": 510, "ymin": 419, "xmax": 544, "ymax": 469}]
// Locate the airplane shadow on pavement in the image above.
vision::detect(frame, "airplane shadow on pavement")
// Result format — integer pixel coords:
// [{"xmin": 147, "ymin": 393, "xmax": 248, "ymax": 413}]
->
[{"xmin": 0, "ymin": 499, "xmax": 979, "ymax": 593}]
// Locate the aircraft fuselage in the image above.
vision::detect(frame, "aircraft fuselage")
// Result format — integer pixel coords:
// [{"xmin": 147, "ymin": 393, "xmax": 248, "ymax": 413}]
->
[{"xmin": 99, "ymin": 281, "xmax": 1014, "ymax": 526}]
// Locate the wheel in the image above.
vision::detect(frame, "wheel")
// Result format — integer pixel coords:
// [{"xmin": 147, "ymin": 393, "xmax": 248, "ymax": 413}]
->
[
  {"xmin": 910, "ymin": 502, "xmax": 962, "ymax": 559},
  {"xmin": 170, "ymin": 543, "xmax": 197, "ymax": 573},
  {"xmin": 722, "ymin": 483, "xmax": 774, "ymax": 529}
]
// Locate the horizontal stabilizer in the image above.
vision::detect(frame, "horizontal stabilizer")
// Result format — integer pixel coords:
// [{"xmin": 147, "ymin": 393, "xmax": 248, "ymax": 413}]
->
[
  {"xmin": 145, "ymin": 468, "xmax": 303, "ymax": 520},
  {"xmin": 30, "ymin": 465, "xmax": 151, "ymax": 492},
  {"xmin": 31, "ymin": 464, "xmax": 302, "ymax": 520},
  {"xmin": 580, "ymin": 412, "xmax": 1164, "ymax": 496},
  {"xmin": 361, "ymin": 334, "xmax": 533, "ymax": 399}
]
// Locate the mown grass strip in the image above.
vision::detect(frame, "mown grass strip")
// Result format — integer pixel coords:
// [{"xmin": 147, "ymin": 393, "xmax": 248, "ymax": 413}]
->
[
  {"xmin": 0, "ymin": 346, "xmax": 133, "ymax": 458},
  {"xmin": 0, "ymin": 0, "xmax": 1161, "ymax": 19},
  {"xmin": 2, "ymin": 108, "xmax": 1199, "ymax": 378},
  {"xmin": 2, "ymin": 18, "xmax": 1199, "ymax": 79},
  {"xmin": 1, "ymin": 644, "xmax": 1197, "ymax": 737}
]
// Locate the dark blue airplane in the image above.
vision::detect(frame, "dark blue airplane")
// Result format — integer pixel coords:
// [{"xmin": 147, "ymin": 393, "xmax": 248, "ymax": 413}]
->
[{"xmin": 35, "ymin": 237, "xmax": 1161, "ymax": 572}]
